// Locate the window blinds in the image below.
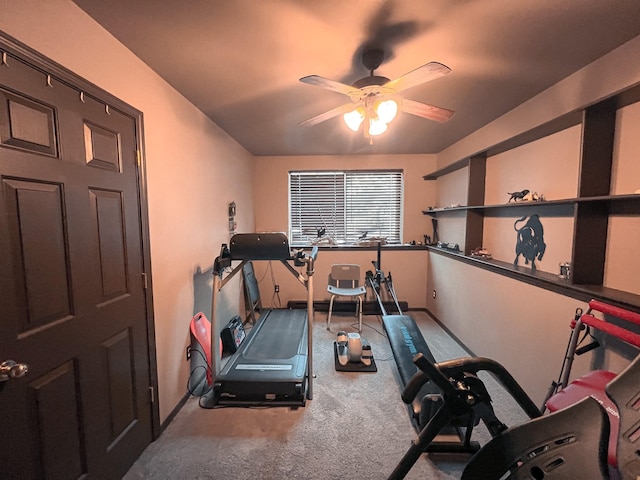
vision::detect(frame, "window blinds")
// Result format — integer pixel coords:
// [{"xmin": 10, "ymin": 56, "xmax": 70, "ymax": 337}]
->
[{"xmin": 289, "ymin": 170, "xmax": 403, "ymax": 245}]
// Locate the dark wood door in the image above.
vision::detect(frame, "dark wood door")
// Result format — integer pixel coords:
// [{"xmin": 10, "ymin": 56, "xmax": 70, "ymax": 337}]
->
[{"xmin": 0, "ymin": 48, "xmax": 153, "ymax": 479}]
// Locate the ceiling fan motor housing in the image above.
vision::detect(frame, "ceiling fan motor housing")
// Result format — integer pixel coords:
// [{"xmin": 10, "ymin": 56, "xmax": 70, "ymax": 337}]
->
[
  {"xmin": 362, "ymin": 48, "xmax": 385, "ymax": 71},
  {"xmin": 353, "ymin": 75, "xmax": 390, "ymax": 89}
]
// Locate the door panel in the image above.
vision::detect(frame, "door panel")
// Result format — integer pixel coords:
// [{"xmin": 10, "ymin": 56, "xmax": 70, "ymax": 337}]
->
[
  {"xmin": 91, "ymin": 188, "xmax": 129, "ymax": 301},
  {"xmin": 0, "ymin": 88, "xmax": 58, "ymax": 156},
  {"xmin": 3, "ymin": 178, "xmax": 72, "ymax": 328},
  {"xmin": 0, "ymin": 44, "xmax": 153, "ymax": 479},
  {"xmin": 30, "ymin": 361, "xmax": 85, "ymax": 479}
]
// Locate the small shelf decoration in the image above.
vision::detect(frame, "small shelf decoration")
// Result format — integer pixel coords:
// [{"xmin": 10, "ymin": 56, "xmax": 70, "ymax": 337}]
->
[
  {"xmin": 436, "ymin": 241, "xmax": 461, "ymax": 252},
  {"xmin": 507, "ymin": 189, "xmax": 530, "ymax": 202},
  {"xmin": 470, "ymin": 247, "xmax": 492, "ymax": 259},
  {"xmin": 507, "ymin": 189, "xmax": 546, "ymax": 203}
]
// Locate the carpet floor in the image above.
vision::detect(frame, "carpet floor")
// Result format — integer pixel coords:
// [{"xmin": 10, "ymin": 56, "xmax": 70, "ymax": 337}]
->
[{"xmin": 124, "ymin": 311, "xmax": 530, "ymax": 479}]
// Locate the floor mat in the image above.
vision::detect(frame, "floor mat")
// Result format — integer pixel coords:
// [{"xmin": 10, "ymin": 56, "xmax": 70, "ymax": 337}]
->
[{"xmin": 333, "ymin": 342, "xmax": 377, "ymax": 372}]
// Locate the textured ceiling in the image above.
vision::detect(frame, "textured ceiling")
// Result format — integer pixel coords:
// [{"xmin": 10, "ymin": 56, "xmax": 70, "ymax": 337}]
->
[{"xmin": 73, "ymin": 0, "xmax": 640, "ymax": 156}]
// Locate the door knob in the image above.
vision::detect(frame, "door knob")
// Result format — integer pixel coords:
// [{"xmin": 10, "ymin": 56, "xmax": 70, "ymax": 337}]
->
[{"xmin": 0, "ymin": 360, "xmax": 29, "ymax": 382}]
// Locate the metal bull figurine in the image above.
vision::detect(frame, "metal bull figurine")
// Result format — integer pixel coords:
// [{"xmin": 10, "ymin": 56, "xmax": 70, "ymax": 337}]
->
[
  {"xmin": 507, "ymin": 189, "xmax": 530, "ymax": 202},
  {"xmin": 513, "ymin": 214, "xmax": 546, "ymax": 270}
]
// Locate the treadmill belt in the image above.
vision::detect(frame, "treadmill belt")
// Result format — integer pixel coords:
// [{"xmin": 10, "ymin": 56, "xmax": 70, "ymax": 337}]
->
[
  {"xmin": 213, "ymin": 308, "xmax": 309, "ymax": 405},
  {"xmin": 243, "ymin": 311, "xmax": 306, "ymax": 360}
]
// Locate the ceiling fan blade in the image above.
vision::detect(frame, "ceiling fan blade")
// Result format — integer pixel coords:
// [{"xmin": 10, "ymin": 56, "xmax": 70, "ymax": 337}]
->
[
  {"xmin": 298, "ymin": 103, "xmax": 357, "ymax": 127},
  {"xmin": 400, "ymin": 98, "xmax": 455, "ymax": 123},
  {"xmin": 385, "ymin": 62, "xmax": 451, "ymax": 93},
  {"xmin": 299, "ymin": 75, "xmax": 361, "ymax": 97}
]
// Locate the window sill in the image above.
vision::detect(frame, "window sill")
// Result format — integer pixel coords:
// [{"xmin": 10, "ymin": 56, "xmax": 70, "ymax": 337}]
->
[{"xmin": 294, "ymin": 244, "xmax": 429, "ymax": 251}]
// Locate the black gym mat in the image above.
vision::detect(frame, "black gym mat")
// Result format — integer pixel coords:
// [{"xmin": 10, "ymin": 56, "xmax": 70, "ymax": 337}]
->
[
  {"xmin": 333, "ymin": 343, "xmax": 377, "ymax": 372},
  {"xmin": 382, "ymin": 314, "xmax": 436, "ymax": 385}
]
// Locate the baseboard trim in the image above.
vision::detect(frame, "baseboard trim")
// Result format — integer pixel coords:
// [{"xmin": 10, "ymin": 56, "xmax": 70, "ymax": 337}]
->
[
  {"xmin": 423, "ymin": 307, "xmax": 475, "ymax": 357},
  {"xmin": 286, "ymin": 299, "xmax": 408, "ymax": 315},
  {"xmin": 161, "ymin": 391, "xmax": 190, "ymax": 433}
]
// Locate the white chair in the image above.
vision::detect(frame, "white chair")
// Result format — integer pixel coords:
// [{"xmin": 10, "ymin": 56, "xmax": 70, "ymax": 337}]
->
[{"xmin": 326, "ymin": 264, "xmax": 366, "ymax": 332}]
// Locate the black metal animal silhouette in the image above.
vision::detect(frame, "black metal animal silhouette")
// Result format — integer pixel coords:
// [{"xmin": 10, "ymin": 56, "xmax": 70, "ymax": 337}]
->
[
  {"xmin": 513, "ymin": 214, "xmax": 546, "ymax": 270},
  {"xmin": 507, "ymin": 189, "xmax": 530, "ymax": 202}
]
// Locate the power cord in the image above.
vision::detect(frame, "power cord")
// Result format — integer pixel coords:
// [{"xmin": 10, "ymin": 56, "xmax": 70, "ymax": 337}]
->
[{"xmin": 349, "ymin": 320, "xmax": 395, "ymax": 362}]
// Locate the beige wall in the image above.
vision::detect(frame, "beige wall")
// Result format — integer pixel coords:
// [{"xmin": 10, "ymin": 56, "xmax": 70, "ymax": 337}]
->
[
  {"xmin": 427, "ymin": 34, "xmax": 640, "ymax": 403},
  {"xmin": 252, "ymin": 154, "xmax": 436, "ymax": 309},
  {"xmin": 427, "ymin": 255, "xmax": 580, "ymax": 405},
  {"xmin": 0, "ymin": 0, "xmax": 255, "ymax": 423},
  {"xmin": 606, "ymin": 101, "xmax": 640, "ymax": 295},
  {"xmin": 427, "ymin": 254, "xmax": 633, "ymax": 406}
]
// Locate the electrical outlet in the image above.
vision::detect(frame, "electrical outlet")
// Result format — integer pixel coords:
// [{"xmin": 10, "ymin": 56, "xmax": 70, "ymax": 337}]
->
[
  {"xmin": 274, "ymin": 285, "xmax": 279, "ymax": 293},
  {"xmin": 432, "ymin": 290, "xmax": 437, "ymax": 299}
]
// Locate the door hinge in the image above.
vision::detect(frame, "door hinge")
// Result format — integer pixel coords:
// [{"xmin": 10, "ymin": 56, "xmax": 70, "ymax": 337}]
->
[
  {"xmin": 142, "ymin": 272, "xmax": 148, "ymax": 289},
  {"xmin": 149, "ymin": 386, "xmax": 155, "ymax": 403},
  {"xmin": 136, "ymin": 149, "xmax": 142, "ymax": 168}
]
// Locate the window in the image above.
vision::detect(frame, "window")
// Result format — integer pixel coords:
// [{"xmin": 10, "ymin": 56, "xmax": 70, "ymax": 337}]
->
[{"xmin": 289, "ymin": 170, "xmax": 403, "ymax": 245}]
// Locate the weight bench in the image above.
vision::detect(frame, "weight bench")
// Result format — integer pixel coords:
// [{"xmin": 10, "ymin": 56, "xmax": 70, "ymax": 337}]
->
[
  {"xmin": 383, "ymin": 314, "xmax": 484, "ymax": 453},
  {"xmin": 366, "ymin": 241, "xmax": 487, "ymax": 453}
]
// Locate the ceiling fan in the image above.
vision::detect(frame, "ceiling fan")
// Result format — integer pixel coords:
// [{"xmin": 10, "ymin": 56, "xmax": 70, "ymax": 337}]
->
[{"xmin": 298, "ymin": 48, "xmax": 454, "ymax": 139}]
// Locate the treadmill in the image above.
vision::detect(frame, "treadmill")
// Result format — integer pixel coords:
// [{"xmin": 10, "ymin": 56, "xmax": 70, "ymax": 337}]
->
[{"xmin": 204, "ymin": 233, "xmax": 318, "ymax": 407}]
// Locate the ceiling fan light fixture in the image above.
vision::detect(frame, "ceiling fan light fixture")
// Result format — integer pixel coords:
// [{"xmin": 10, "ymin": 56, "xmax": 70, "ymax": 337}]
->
[
  {"xmin": 375, "ymin": 99, "xmax": 398, "ymax": 124},
  {"xmin": 343, "ymin": 106, "xmax": 365, "ymax": 131},
  {"xmin": 368, "ymin": 117, "xmax": 388, "ymax": 136}
]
